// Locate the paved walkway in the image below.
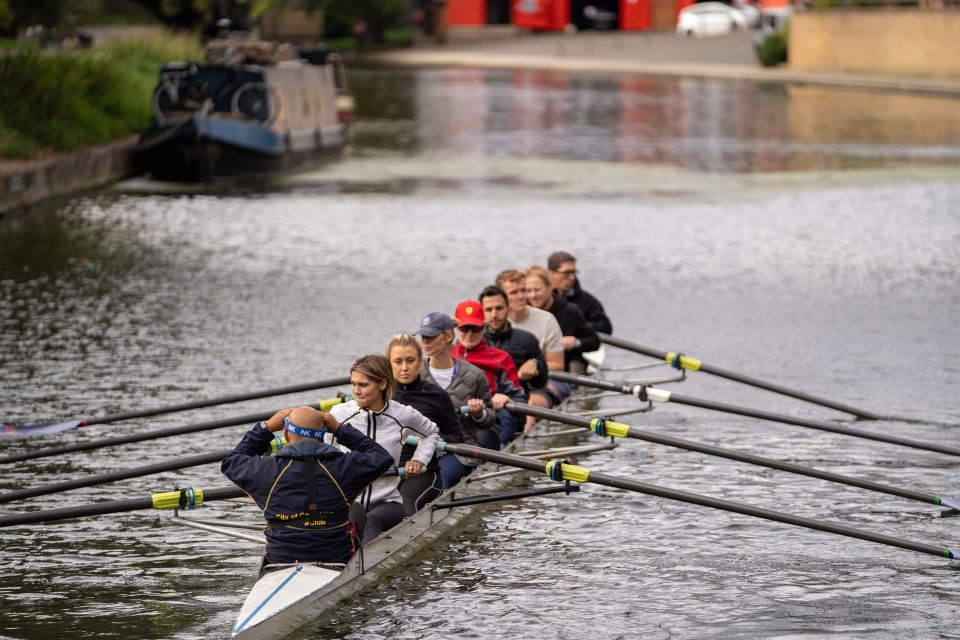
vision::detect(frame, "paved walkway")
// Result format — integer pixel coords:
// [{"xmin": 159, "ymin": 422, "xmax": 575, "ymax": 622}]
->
[{"xmin": 370, "ymin": 31, "xmax": 960, "ymax": 97}]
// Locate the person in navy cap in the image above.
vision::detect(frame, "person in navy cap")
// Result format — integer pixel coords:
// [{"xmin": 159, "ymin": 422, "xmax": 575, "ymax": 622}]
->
[{"xmin": 416, "ymin": 311, "xmax": 500, "ymax": 487}]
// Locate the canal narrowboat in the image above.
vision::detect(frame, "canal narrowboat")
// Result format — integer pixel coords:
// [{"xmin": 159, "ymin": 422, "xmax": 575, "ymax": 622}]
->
[{"xmin": 138, "ymin": 39, "xmax": 353, "ymax": 181}]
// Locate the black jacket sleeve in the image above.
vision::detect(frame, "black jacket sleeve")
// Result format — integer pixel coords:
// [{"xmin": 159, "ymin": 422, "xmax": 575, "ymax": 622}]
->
[
  {"xmin": 431, "ymin": 386, "xmax": 465, "ymax": 444},
  {"xmin": 573, "ymin": 306, "xmax": 601, "ymax": 353},
  {"xmin": 575, "ymin": 289, "xmax": 613, "ymax": 335}
]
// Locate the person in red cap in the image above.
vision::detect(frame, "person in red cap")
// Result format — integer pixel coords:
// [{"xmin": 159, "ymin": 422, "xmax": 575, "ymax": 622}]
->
[{"xmin": 451, "ymin": 299, "xmax": 527, "ymax": 444}]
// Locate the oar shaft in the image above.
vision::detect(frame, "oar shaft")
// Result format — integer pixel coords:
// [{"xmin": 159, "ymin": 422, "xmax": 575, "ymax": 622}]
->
[
  {"xmin": 597, "ymin": 333, "xmax": 882, "ymax": 420},
  {"xmin": 549, "ymin": 371, "xmax": 960, "ymax": 458},
  {"xmin": 440, "ymin": 442, "xmax": 955, "ymax": 560},
  {"xmin": 0, "ymin": 395, "xmax": 348, "ymax": 465},
  {"xmin": 76, "ymin": 376, "xmax": 349, "ymax": 427},
  {"xmin": 0, "ymin": 450, "xmax": 232, "ymax": 504},
  {"xmin": 0, "ymin": 411, "xmax": 269, "ymax": 465},
  {"xmin": 0, "ymin": 486, "xmax": 244, "ymax": 528},
  {"xmin": 668, "ymin": 391, "xmax": 960, "ymax": 458},
  {"xmin": 506, "ymin": 401, "xmax": 939, "ymax": 506}
]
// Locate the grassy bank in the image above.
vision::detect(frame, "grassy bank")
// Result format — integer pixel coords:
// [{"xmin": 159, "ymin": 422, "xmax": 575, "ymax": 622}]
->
[{"xmin": 0, "ymin": 34, "xmax": 203, "ymax": 159}]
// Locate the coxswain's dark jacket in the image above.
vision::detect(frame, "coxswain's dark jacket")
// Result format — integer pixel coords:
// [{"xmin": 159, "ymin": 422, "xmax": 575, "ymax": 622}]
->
[
  {"xmin": 566, "ymin": 278, "xmax": 613, "ymax": 335},
  {"xmin": 393, "ymin": 376, "xmax": 464, "ymax": 469},
  {"xmin": 547, "ymin": 292, "xmax": 601, "ymax": 370},
  {"xmin": 221, "ymin": 423, "xmax": 393, "ymax": 565},
  {"xmin": 484, "ymin": 323, "xmax": 548, "ymax": 390}
]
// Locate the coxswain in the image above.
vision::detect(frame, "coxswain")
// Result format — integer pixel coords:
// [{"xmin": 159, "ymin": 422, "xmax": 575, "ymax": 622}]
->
[
  {"xmin": 451, "ymin": 299, "xmax": 527, "ymax": 445},
  {"xmin": 478, "ymin": 284, "xmax": 549, "ymax": 440},
  {"xmin": 328, "ymin": 354, "xmax": 440, "ymax": 545},
  {"xmin": 387, "ymin": 333, "xmax": 464, "ymax": 513},
  {"xmin": 415, "ymin": 311, "xmax": 500, "ymax": 488},
  {"xmin": 547, "ymin": 250, "xmax": 613, "ymax": 334},
  {"xmin": 525, "ymin": 264, "xmax": 601, "ymax": 375},
  {"xmin": 221, "ymin": 405, "xmax": 393, "ymax": 567}
]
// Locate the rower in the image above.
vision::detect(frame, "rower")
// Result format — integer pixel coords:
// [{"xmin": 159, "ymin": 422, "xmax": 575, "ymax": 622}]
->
[
  {"xmin": 495, "ymin": 268, "xmax": 570, "ymax": 409},
  {"xmin": 452, "ymin": 299, "xmax": 527, "ymax": 446},
  {"xmin": 220, "ymin": 406, "xmax": 393, "ymax": 567},
  {"xmin": 547, "ymin": 250, "xmax": 613, "ymax": 334},
  {"xmin": 495, "ymin": 269, "xmax": 565, "ymax": 375},
  {"xmin": 525, "ymin": 264, "xmax": 600, "ymax": 375},
  {"xmin": 387, "ymin": 333, "xmax": 464, "ymax": 513},
  {"xmin": 329, "ymin": 354, "xmax": 440, "ymax": 545},
  {"xmin": 415, "ymin": 311, "xmax": 500, "ymax": 488},
  {"xmin": 478, "ymin": 284, "xmax": 548, "ymax": 441}
]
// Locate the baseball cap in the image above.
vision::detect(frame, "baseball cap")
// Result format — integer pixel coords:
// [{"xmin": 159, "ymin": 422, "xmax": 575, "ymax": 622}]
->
[
  {"xmin": 415, "ymin": 311, "xmax": 455, "ymax": 337},
  {"xmin": 454, "ymin": 299, "xmax": 484, "ymax": 328}
]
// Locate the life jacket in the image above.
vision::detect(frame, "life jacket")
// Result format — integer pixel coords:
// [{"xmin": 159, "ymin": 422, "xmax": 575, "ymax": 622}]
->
[{"xmin": 268, "ymin": 442, "xmax": 357, "ymax": 552}]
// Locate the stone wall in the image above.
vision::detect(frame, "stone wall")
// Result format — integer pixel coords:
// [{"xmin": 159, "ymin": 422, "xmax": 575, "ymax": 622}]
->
[
  {"xmin": 790, "ymin": 10, "xmax": 960, "ymax": 77},
  {"xmin": 0, "ymin": 137, "xmax": 139, "ymax": 217}
]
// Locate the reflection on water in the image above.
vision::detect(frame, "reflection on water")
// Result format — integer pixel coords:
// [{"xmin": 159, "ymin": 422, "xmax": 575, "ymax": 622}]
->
[{"xmin": 352, "ymin": 66, "xmax": 960, "ymax": 172}]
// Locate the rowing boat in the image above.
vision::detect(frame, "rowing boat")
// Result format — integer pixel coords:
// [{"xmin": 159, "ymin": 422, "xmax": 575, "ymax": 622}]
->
[{"xmin": 171, "ymin": 353, "xmax": 686, "ymax": 639}]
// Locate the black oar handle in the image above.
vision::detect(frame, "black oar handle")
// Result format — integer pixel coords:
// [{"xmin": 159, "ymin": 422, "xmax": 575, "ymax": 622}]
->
[
  {"xmin": 597, "ymin": 333, "xmax": 882, "ymax": 420},
  {"xmin": 0, "ymin": 486, "xmax": 245, "ymax": 528},
  {"xmin": 505, "ymin": 400, "xmax": 942, "ymax": 507},
  {"xmin": 440, "ymin": 441, "xmax": 957, "ymax": 561},
  {"xmin": 65, "ymin": 376, "xmax": 351, "ymax": 427}
]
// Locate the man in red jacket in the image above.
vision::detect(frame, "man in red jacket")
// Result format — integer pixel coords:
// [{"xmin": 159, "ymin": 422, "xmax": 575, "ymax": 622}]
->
[{"xmin": 451, "ymin": 299, "xmax": 527, "ymax": 443}]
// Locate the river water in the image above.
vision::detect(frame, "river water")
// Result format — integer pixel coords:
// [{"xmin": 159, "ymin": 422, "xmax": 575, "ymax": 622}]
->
[{"xmin": 1, "ymin": 66, "xmax": 959, "ymax": 639}]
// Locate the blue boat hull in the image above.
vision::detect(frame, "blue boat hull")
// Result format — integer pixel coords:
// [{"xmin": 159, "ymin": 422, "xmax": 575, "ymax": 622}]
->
[{"xmin": 138, "ymin": 114, "xmax": 348, "ymax": 182}]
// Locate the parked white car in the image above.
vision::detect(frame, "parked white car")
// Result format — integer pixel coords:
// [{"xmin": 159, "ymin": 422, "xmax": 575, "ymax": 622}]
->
[{"xmin": 676, "ymin": 2, "xmax": 756, "ymax": 37}]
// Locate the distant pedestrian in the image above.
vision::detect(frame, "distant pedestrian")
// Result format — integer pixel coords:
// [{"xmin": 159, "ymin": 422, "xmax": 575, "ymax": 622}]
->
[{"xmin": 353, "ymin": 20, "xmax": 369, "ymax": 53}]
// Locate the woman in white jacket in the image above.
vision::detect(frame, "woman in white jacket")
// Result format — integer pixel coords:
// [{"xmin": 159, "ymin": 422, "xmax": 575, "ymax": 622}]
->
[{"xmin": 330, "ymin": 353, "xmax": 439, "ymax": 544}]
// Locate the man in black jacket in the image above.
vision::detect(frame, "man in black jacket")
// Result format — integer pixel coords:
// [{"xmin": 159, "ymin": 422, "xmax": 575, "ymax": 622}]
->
[
  {"xmin": 479, "ymin": 284, "xmax": 549, "ymax": 438},
  {"xmin": 547, "ymin": 251, "xmax": 613, "ymax": 335},
  {"xmin": 221, "ymin": 406, "xmax": 393, "ymax": 566},
  {"xmin": 527, "ymin": 264, "xmax": 601, "ymax": 374}
]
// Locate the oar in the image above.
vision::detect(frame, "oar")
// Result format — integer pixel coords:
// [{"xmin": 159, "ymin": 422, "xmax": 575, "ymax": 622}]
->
[
  {"xmin": 0, "ymin": 450, "xmax": 236, "ymax": 504},
  {"xmin": 438, "ymin": 441, "xmax": 959, "ymax": 561},
  {"xmin": 2, "ymin": 376, "xmax": 350, "ymax": 437},
  {"xmin": 0, "ymin": 486, "xmax": 246, "ymax": 528},
  {"xmin": 550, "ymin": 371, "xmax": 960, "ymax": 458},
  {"xmin": 597, "ymin": 333, "xmax": 883, "ymax": 420},
  {"xmin": 0, "ymin": 436, "xmax": 408, "ymax": 505},
  {"xmin": 0, "ymin": 395, "xmax": 351, "ymax": 466},
  {"xmin": 504, "ymin": 401, "xmax": 960, "ymax": 511}
]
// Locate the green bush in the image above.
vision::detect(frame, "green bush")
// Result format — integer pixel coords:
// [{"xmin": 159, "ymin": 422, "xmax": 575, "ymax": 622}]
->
[
  {"xmin": 757, "ymin": 29, "xmax": 788, "ymax": 67},
  {"xmin": 0, "ymin": 33, "xmax": 202, "ymax": 158}
]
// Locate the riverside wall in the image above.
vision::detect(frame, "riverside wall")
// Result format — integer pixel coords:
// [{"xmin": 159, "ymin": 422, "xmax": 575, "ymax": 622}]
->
[
  {"xmin": 790, "ymin": 10, "xmax": 960, "ymax": 77},
  {"xmin": 0, "ymin": 137, "xmax": 139, "ymax": 218}
]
